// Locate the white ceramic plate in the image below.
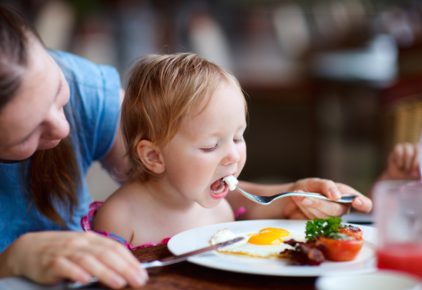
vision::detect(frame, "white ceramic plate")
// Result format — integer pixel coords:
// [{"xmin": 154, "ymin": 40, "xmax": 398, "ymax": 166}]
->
[
  {"xmin": 316, "ymin": 270, "xmax": 422, "ymax": 290},
  {"xmin": 167, "ymin": 219, "xmax": 377, "ymax": 277}
]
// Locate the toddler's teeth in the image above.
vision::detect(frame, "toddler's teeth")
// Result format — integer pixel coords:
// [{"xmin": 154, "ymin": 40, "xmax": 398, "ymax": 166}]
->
[{"xmin": 223, "ymin": 175, "xmax": 238, "ymax": 191}]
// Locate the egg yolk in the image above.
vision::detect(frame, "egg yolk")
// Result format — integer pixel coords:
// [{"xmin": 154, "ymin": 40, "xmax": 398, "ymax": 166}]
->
[{"xmin": 248, "ymin": 227, "xmax": 290, "ymax": 245}]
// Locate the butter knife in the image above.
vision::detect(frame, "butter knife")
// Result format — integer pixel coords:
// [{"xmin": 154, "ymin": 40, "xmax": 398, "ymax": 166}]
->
[{"xmin": 67, "ymin": 236, "xmax": 244, "ymax": 289}]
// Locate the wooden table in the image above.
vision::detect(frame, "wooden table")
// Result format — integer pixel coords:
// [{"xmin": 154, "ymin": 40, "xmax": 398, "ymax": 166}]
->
[
  {"xmin": 0, "ymin": 214, "xmax": 372, "ymax": 289},
  {"xmin": 124, "ymin": 244, "xmax": 317, "ymax": 290},
  {"xmin": 0, "ymin": 244, "xmax": 316, "ymax": 290}
]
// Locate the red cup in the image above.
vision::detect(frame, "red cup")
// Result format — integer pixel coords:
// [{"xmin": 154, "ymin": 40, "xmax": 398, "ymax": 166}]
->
[{"xmin": 374, "ymin": 180, "xmax": 422, "ymax": 279}]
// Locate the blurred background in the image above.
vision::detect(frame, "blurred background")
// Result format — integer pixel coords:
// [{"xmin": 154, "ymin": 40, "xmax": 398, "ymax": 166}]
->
[{"xmin": 3, "ymin": 0, "xmax": 422, "ymax": 200}]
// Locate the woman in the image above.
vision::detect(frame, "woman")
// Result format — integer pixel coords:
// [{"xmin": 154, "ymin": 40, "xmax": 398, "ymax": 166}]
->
[
  {"xmin": 0, "ymin": 4, "xmax": 371, "ymax": 289},
  {"xmin": 0, "ymin": 5, "xmax": 147, "ymax": 289}
]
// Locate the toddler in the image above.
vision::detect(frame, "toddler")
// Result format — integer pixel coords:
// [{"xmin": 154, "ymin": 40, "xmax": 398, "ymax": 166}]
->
[{"xmin": 83, "ymin": 53, "xmax": 370, "ymax": 249}]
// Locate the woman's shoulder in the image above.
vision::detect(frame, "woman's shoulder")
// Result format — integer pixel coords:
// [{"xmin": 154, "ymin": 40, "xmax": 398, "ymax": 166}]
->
[
  {"xmin": 51, "ymin": 50, "xmax": 122, "ymax": 164},
  {"xmin": 49, "ymin": 50, "xmax": 121, "ymax": 91}
]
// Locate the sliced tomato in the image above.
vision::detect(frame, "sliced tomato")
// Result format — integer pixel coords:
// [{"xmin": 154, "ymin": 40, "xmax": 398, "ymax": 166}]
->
[
  {"xmin": 317, "ymin": 236, "xmax": 363, "ymax": 262},
  {"xmin": 339, "ymin": 225, "xmax": 363, "ymax": 240}
]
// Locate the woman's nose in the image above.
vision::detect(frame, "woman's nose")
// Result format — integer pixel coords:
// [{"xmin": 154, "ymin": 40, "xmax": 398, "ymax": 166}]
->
[{"xmin": 43, "ymin": 107, "xmax": 70, "ymax": 140}]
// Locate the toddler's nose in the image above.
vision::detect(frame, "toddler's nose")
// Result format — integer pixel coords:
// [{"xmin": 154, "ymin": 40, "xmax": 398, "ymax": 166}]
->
[{"xmin": 222, "ymin": 143, "xmax": 241, "ymax": 166}]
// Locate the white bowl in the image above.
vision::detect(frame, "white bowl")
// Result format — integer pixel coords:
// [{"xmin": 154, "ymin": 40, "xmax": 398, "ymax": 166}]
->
[{"xmin": 316, "ymin": 270, "xmax": 422, "ymax": 290}]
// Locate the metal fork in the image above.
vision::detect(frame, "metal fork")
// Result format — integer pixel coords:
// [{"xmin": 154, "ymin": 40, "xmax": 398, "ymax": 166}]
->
[{"xmin": 235, "ymin": 186, "xmax": 356, "ymax": 205}]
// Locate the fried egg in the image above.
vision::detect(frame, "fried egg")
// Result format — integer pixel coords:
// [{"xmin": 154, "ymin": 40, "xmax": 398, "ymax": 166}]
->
[{"xmin": 210, "ymin": 227, "xmax": 293, "ymax": 259}]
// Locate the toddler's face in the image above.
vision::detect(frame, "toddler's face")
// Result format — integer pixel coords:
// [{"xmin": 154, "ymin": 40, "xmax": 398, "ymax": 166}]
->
[{"xmin": 161, "ymin": 80, "xmax": 247, "ymax": 208}]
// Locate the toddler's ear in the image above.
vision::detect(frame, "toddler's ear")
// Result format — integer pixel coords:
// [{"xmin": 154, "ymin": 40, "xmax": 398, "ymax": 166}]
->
[{"xmin": 136, "ymin": 140, "xmax": 165, "ymax": 174}]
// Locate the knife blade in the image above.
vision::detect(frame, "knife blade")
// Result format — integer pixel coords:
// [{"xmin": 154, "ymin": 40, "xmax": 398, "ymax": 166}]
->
[
  {"xmin": 142, "ymin": 235, "xmax": 244, "ymax": 268},
  {"xmin": 67, "ymin": 236, "xmax": 244, "ymax": 289}
]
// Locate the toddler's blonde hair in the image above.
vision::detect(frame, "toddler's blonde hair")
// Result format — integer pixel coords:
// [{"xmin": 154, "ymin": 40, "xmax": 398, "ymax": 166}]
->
[{"xmin": 122, "ymin": 53, "xmax": 244, "ymax": 181}]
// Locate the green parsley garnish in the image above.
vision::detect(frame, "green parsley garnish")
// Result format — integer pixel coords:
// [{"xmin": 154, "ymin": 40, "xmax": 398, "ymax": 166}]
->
[{"xmin": 305, "ymin": 216, "xmax": 341, "ymax": 241}]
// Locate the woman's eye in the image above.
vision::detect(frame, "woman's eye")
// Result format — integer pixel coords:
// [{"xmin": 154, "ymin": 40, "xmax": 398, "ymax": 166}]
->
[{"xmin": 201, "ymin": 144, "xmax": 218, "ymax": 152}]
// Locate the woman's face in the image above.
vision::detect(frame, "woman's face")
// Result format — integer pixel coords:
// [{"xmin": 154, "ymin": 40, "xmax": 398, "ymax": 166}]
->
[{"xmin": 0, "ymin": 38, "xmax": 70, "ymax": 161}]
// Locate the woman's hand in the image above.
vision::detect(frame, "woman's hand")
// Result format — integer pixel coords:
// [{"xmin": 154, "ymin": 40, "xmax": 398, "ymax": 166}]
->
[
  {"xmin": 232, "ymin": 178, "xmax": 372, "ymax": 220},
  {"xmin": 0, "ymin": 231, "xmax": 147, "ymax": 289},
  {"xmin": 283, "ymin": 178, "xmax": 372, "ymax": 219}
]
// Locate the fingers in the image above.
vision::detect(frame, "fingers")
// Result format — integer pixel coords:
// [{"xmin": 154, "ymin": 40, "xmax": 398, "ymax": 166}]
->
[
  {"xmin": 288, "ymin": 196, "xmax": 346, "ymax": 219},
  {"xmin": 90, "ymin": 233, "xmax": 141, "ymax": 269},
  {"xmin": 390, "ymin": 143, "xmax": 419, "ymax": 174},
  {"xmin": 303, "ymin": 197, "xmax": 346, "ymax": 218},
  {"xmin": 293, "ymin": 178, "xmax": 341, "ymax": 200},
  {"xmin": 401, "ymin": 143, "xmax": 417, "ymax": 171},
  {"xmin": 288, "ymin": 211, "xmax": 308, "ymax": 219},
  {"xmin": 390, "ymin": 143, "xmax": 405, "ymax": 169},
  {"xmin": 71, "ymin": 253, "xmax": 128, "ymax": 289},
  {"xmin": 286, "ymin": 179, "xmax": 373, "ymax": 219},
  {"xmin": 47, "ymin": 257, "xmax": 92, "ymax": 285},
  {"xmin": 3, "ymin": 231, "xmax": 148, "ymax": 288},
  {"xmin": 411, "ymin": 144, "xmax": 420, "ymax": 178},
  {"xmin": 286, "ymin": 178, "xmax": 352, "ymax": 219},
  {"xmin": 283, "ymin": 197, "xmax": 309, "ymax": 219},
  {"xmin": 89, "ymin": 238, "xmax": 147, "ymax": 288},
  {"xmin": 335, "ymin": 183, "xmax": 373, "ymax": 213},
  {"xmin": 351, "ymin": 196, "xmax": 372, "ymax": 213},
  {"xmin": 80, "ymin": 233, "xmax": 148, "ymax": 289}
]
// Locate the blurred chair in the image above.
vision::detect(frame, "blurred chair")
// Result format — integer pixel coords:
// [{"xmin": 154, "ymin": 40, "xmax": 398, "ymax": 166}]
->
[
  {"xmin": 380, "ymin": 77, "xmax": 422, "ymax": 152},
  {"xmin": 311, "ymin": 34, "xmax": 398, "ymax": 86}
]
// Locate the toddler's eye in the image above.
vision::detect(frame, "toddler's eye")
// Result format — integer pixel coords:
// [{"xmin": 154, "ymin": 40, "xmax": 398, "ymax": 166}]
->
[
  {"xmin": 234, "ymin": 136, "xmax": 244, "ymax": 143},
  {"xmin": 201, "ymin": 144, "xmax": 218, "ymax": 152}
]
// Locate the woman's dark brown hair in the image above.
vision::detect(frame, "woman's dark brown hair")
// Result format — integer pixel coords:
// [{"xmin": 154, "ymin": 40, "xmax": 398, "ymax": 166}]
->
[{"xmin": 0, "ymin": 4, "xmax": 79, "ymax": 226}]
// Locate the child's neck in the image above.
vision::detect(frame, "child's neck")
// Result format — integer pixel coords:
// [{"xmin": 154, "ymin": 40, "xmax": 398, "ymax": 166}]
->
[
  {"xmin": 130, "ymin": 178, "xmax": 234, "ymax": 223},
  {"xmin": 122, "ymin": 179, "xmax": 234, "ymax": 245},
  {"xmin": 133, "ymin": 179, "xmax": 196, "ymax": 211}
]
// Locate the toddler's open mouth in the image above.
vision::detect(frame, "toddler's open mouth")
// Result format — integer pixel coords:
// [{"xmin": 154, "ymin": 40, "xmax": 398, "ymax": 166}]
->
[
  {"xmin": 210, "ymin": 175, "xmax": 239, "ymax": 196},
  {"xmin": 210, "ymin": 178, "xmax": 226, "ymax": 194}
]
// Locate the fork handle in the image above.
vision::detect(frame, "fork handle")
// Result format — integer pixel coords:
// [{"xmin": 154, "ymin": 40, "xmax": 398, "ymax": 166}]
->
[{"xmin": 280, "ymin": 192, "xmax": 356, "ymax": 203}]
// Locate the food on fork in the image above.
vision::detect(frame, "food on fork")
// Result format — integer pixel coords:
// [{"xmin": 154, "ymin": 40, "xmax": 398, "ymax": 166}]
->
[
  {"xmin": 223, "ymin": 175, "xmax": 238, "ymax": 191},
  {"xmin": 280, "ymin": 217, "xmax": 364, "ymax": 264}
]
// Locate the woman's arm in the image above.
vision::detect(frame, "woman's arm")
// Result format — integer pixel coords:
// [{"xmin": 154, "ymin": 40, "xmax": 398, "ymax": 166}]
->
[
  {"xmin": 227, "ymin": 178, "xmax": 372, "ymax": 220},
  {"xmin": 99, "ymin": 90, "xmax": 130, "ymax": 184}
]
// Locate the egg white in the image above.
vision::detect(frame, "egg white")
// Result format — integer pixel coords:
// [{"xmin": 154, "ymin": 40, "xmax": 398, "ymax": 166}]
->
[{"xmin": 210, "ymin": 228, "xmax": 295, "ymax": 259}]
